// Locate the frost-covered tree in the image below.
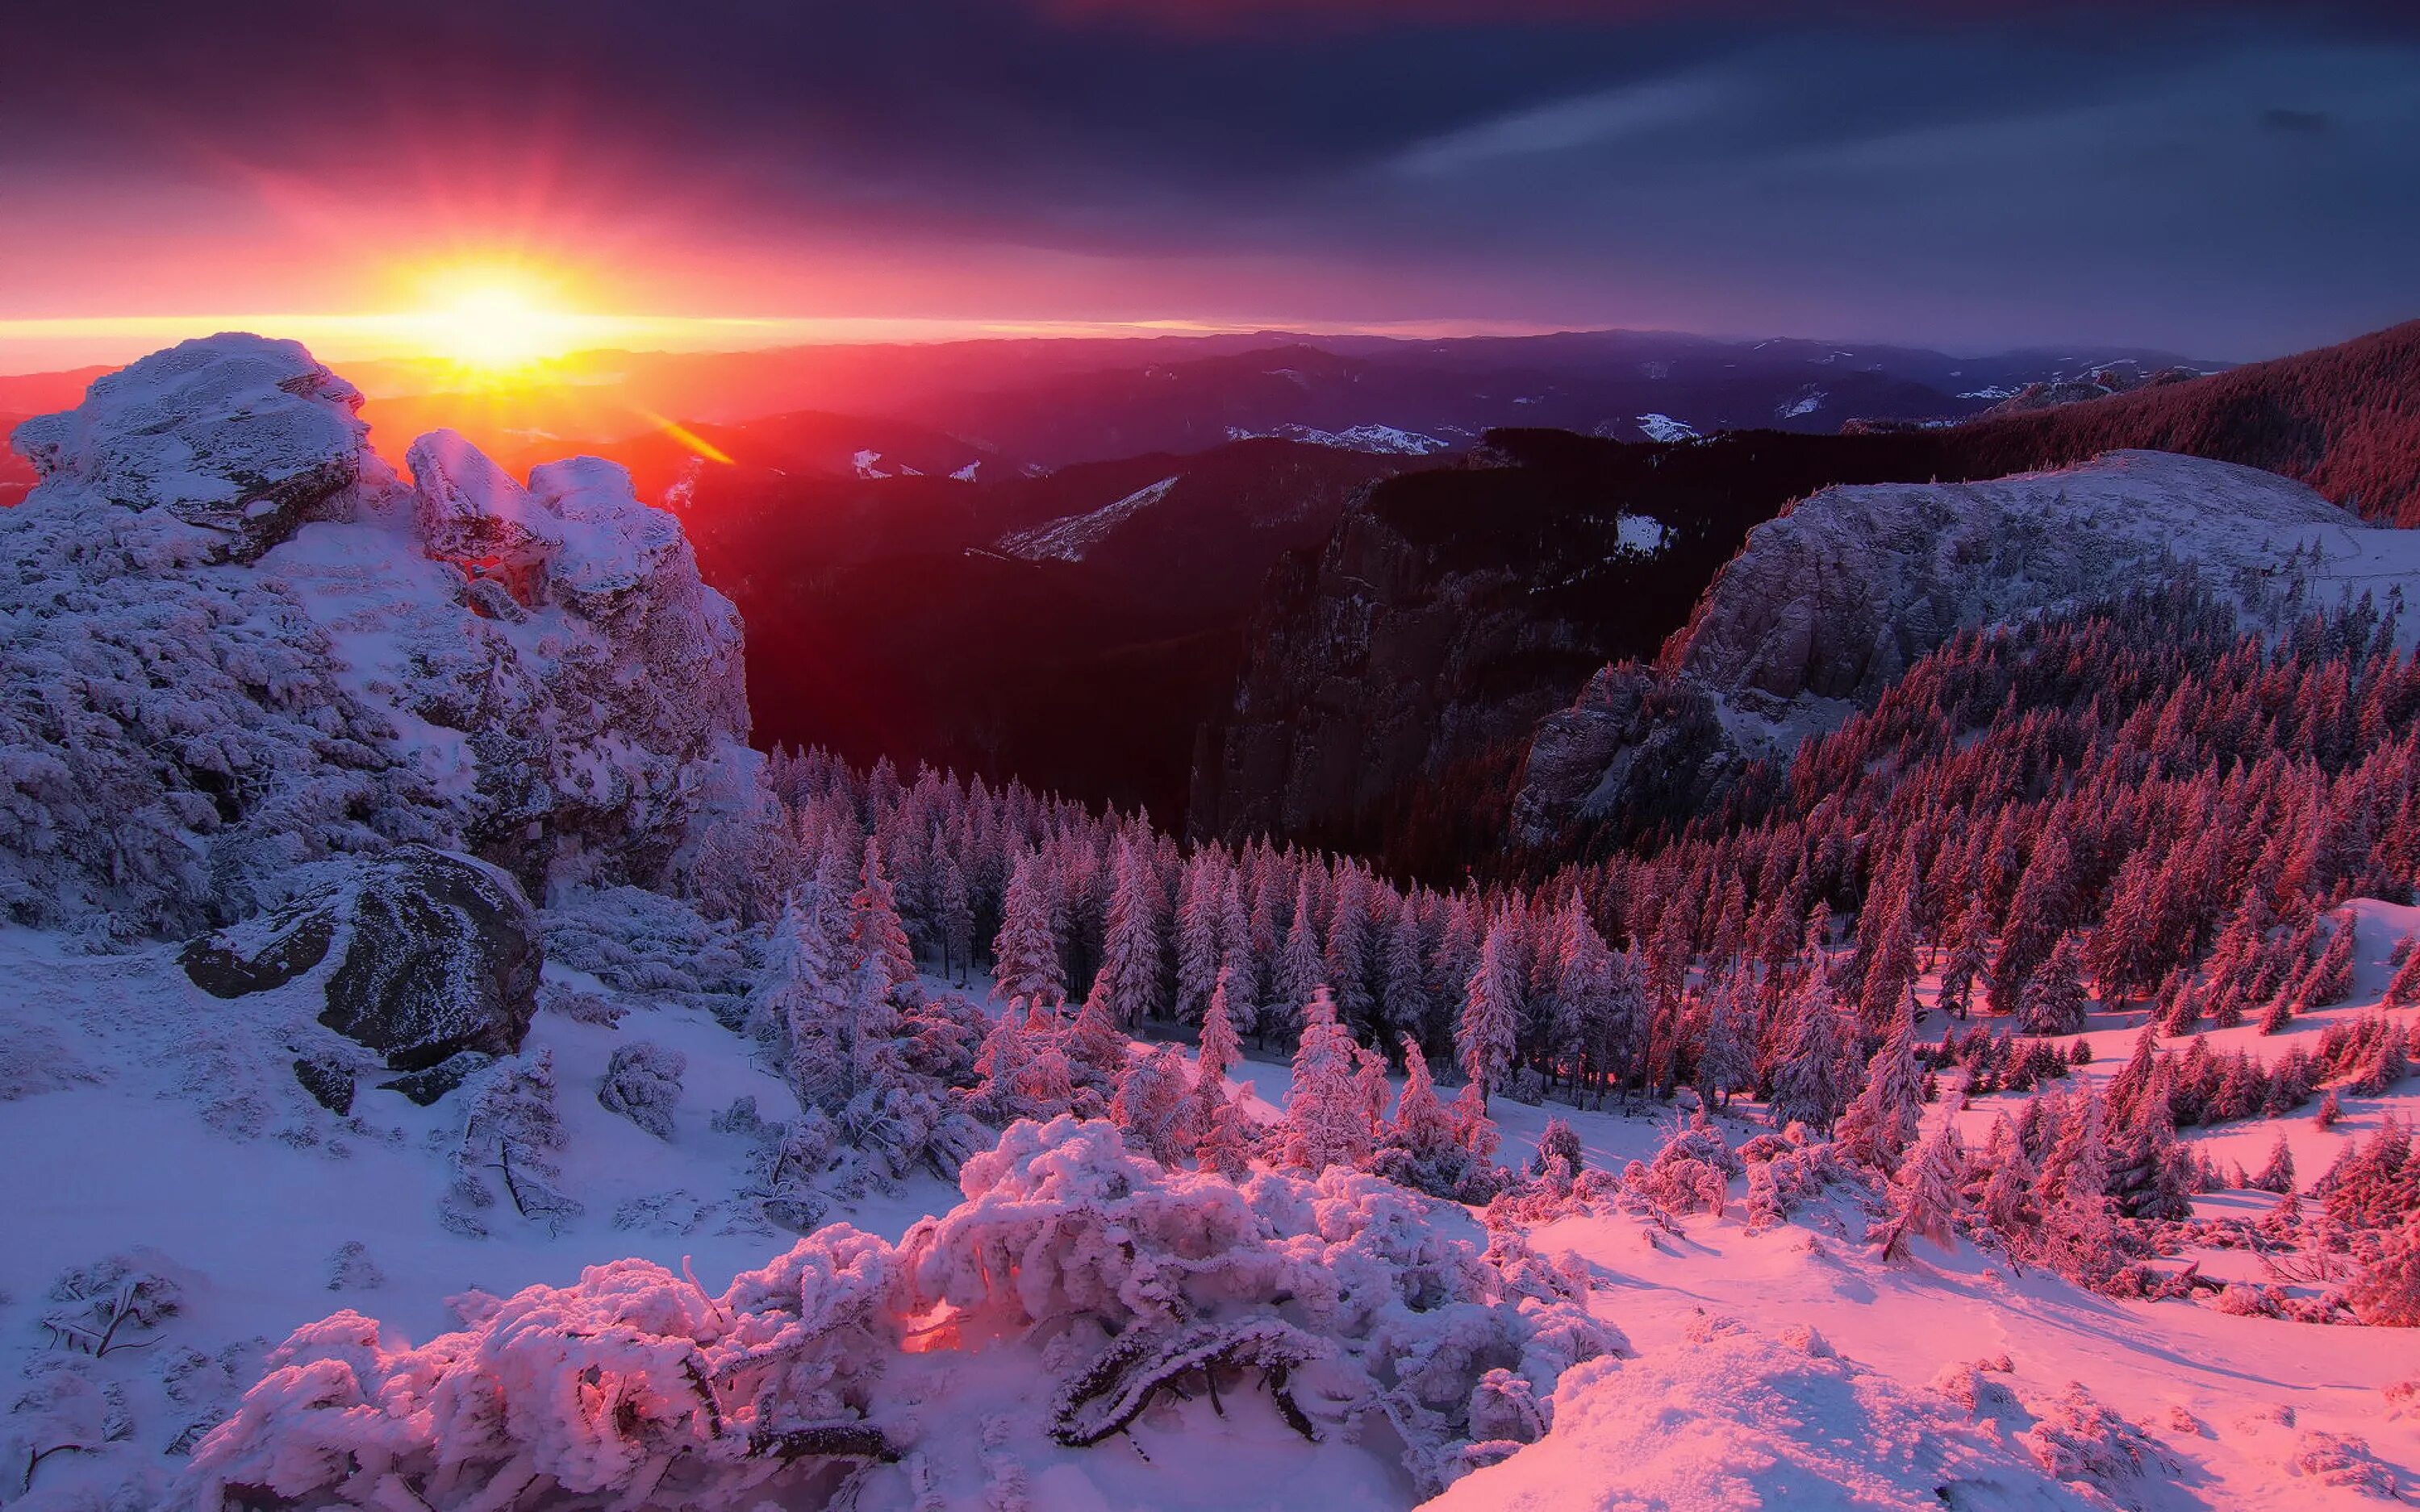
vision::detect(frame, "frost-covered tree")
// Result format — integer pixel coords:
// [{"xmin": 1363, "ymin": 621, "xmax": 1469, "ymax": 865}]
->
[
  {"xmin": 1173, "ymin": 854, "xmax": 1222, "ymax": 1024},
  {"xmin": 1836, "ymin": 1017, "xmax": 1923, "ymax": 1172},
  {"xmin": 2251, "ymin": 1132, "xmax": 2297, "ymax": 1194},
  {"xmin": 1275, "ymin": 988, "xmax": 1372, "ymax": 1173},
  {"xmin": 1325, "ymin": 864, "xmax": 1376, "ymax": 1035},
  {"xmin": 1095, "ymin": 839, "xmax": 1166, "ymax": 1027},
  {"xmin": 1768, "ymin": 978, "xmax": 1854, "ymax": 1135},
  {"xmin": 1457, "ymin": 914, "xmax": 1521, "ymax": 1102},
  {"xmin": 448, "ymin": 1052, "xmax": 580, "ymax": 1234},
  {"xmin": 1381, "ymin": 899, "xmax": 1431, "ymax": 1046},
  {"xmin": 1111, "ymin": 1043, "xmax": 1194, "ymax": 1166},
  {"xmin": 1696, "ymin": 975, "xmax": 1755, "ymax": 1110},
  {"xmin": 992, "ymin": 848, "xmax": 1064, "ymax": 1005},
  {"xmin": 2017, "ymin": 932, "xmax": 2091, "ymax": 1036},
  {"xmin": 1991, "ymin": 830, "xmax": 2075, "ymax": 1015},
  {"xmin": 1880, "ymin": 1118, "xmax": 1967, "ymax": 1259},
  {"xmin": 1269, "ymin": 876, "xmax": 1325, "ymax": 1044}
]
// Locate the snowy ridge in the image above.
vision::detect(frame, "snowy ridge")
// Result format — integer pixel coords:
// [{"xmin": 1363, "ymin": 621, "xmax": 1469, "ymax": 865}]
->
[
  {"xmin": 1677, "ymin": 449, "xmax": 2420, "ymax": 759},
  {"xmin": 996, "ymin": 473, "xmax": 1181, "ymax": 561},
  {"xmin": 1225, "ymin": 423, "xmax": 1454, "ymax": 456}
]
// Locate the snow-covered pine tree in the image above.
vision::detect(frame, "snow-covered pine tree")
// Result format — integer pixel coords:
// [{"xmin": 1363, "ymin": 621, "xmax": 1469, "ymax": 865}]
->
[
  {"xmin": 1275, "ymin": 988, "xmax": 1371, "ymax": 1173},
  {"xmin": 1835, "ymin": 1016, "xmax": 1924, "ymax": 1172},
  {"xmin": 1112, "ymin": 1044, "xmax": 1194, "ymax": 1166},
  {"xmin": 937, "ymin": 848, "xmax": 974, "ymax": 986},
  {"xmin": 1381, "ymin": 900, "xmax": 1431, "ymax": 1048},
  {"xmin": 1269, "ymin": 876, "xmax": 1325, "ymax": 1046},
  {"xmin": 1457, "ymin": 912, "xmax": 1522, "ymax": 1104},
  {"xmin": 1768, "ymin": 977, "xmax": 1855, "ymax": 1135},
  {"xmin": 1173, "ymin": 853, "xmax": 1221, "ymax": 1024},
  {"xmin": 2017, "ymin": 931, "xmax": 2091, "ymax": 1036},
  {"xmin": 2251, "ymin": 1131, "xmax": 2296, "ymax": 1193},
  {"xmin": 1095, "ymin": 839, "xmax": 1166, "ymax": 1027},
  {"xmin": 1192, "ymin": 1082, "xmax": 1258, "ymax": 1179},
  {"xmin": 1696, "ymin": 973, "xmax": 1755, "ymax": 1110},
  {"xmin": 1937, "ymin": 892, "xmax": 1991, "ymax": 1020},
  {"xmin": 1990, "ymin": 829, "xmax": 2075, "ymax": 1016},
  {"xmin": 1880, "ymin": 1117, "xmax": 1966, "ymax": 1258},
  {"xmin": 1324, "ymin": 864, "xmax": 1376, "ymax": 1035},
  {"xmin": 992, "ymin": 848, "xmax": 1065, "ymax": 1005},
  {"xmin": 2385, "ymin": 934, "xmax": 2420, "ymax": 1009}
]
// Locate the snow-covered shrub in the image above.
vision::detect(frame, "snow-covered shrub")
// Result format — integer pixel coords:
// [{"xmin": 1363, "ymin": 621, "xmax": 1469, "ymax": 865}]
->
[
  {"xmin": 541, "ymin": 885, "xmax": 757, "ymax": 1023},
  {"xmin": 2021, "ymin": 1380, "xmax": 2170, "ymax": 1494},
  {"xmin": 188, "ymin": 1115, "xmax": 1604, "ymax": 1510},
  {"xmin": 598, "ymin": 1040, "xmax": 687, "ymax": 1139},
  {"xmin": 7, "ymin": 1357, "xmax": 134, "ymax": 1496},
  {"xmin": 1739, "ymin": 1129, "xmax": 1846, "ymax": 1233},
  {"xmin": 440, "ymin": 1051, "xmax": 580, "ymax": 1236},
  {"xmin": 323, "ymin": 1242, "xmax": 384, "ymax": 1293},
  {"xmin": 186, "ymin": 1227, "xmax": 903, "ymax": 1510},
  {"xmin": 1623, "ymin": 1114, "xmax": 1746, "ymax": 1219},
  {"xmin": 2289, "ymin": 1431, "xmax": 2400, "ymax": 1497},
  {"xmin": 41, "ymin": 1256, "xmax": 182, "ymax": 1356}
]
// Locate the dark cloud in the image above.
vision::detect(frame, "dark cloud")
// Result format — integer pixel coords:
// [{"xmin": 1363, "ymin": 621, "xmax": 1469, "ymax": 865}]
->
[{"xmin": 2, "ymin": 0, "xmax": 2414, "ymax": 355}]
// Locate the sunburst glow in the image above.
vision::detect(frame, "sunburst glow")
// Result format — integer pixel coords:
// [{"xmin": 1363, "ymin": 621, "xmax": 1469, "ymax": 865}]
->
[{"xmin": 399, "ymin": 263, "xmax": 593, "ymax": 377}]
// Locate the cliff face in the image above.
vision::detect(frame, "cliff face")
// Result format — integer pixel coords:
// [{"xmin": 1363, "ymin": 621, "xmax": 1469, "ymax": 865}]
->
[
  {"xmin": 1186, "ymin": 431, "xmax": 1810, "ymax": 869},
  {"xmin": 2, "ymin": 335, "xmax": 756, "ymax": 932}
]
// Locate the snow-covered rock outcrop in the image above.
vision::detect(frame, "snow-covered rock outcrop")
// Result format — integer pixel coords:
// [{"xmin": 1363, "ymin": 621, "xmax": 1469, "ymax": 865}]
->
[
  {"xmin": 1512, "ymin": 450, "xmax": 2420, "ymax": 839},
  {"xmin": 1, "ymin": 335, "xmax": 754, "ymax": 934},
  {"xmin": 8, "ymin": 335, "xmax": 387, "ymax": 561}
]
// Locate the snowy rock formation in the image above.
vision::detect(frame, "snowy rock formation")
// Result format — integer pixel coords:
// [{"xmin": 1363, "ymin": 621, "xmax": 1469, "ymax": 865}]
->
[
  {"xmin": 1512, "ymin": 450, "xmax": 2420, "ymax": 839},
  {"xmin": 7, "ymin": 335, "xmax": 386, "ymax": 561},
  {"xmin": 181, "ymin": 845, "xmax": 541, "ymax": 1078},
  {"xmin": 1, "ymin": 335, "xmax": 756, "ymax": 933}
]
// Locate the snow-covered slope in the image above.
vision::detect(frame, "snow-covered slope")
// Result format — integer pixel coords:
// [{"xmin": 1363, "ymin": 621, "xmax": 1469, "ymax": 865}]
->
[
  {"xmin": 1223, "ymin": 423, "xmax": 1454, "ymax": 456},
  {"xmin": 0, "ymin": 335, "xmax": 756, "ymax": 933},
  {"xmin": 996, "ymin": 474, "xmax": 1181, "ymax": 562}
]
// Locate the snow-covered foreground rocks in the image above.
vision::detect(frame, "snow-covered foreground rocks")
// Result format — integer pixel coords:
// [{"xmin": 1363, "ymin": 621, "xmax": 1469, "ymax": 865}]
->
[{"xmin": 1, "ymin": 335, "xmax": 754, "ymax": 935}]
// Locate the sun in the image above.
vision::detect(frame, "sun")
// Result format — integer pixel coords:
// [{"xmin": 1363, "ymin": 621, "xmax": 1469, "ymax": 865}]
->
[{"xmin": 399, "ymin": 263, "xmax": 590, "ymax": 377}]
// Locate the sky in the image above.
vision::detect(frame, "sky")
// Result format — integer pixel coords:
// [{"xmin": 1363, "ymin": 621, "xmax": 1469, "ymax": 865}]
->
[{"xmin": 2, "ymin": 0, "xmax": 2416, "ymax": 371}]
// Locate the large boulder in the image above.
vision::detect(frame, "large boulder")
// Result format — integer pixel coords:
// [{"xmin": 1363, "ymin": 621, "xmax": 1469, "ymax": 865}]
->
[
  {"xmin": 182, "ymin": 846, "xmax": 540, "ymax": 1073},
  {"xmin": 8, "ymin": 333, "xmax": 385, "ymax": 560}
]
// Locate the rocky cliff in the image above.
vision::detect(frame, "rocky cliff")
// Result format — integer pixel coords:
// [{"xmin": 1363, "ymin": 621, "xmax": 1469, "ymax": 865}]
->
[
  {"xmin": 1184, "ymin": 427, "xmax": 2017, "ymax": 873},
  {"xmin": 1, "ymin": 334, "xmax": 756, "ymax": 934},
  {"xmin": 1509, "ymin": 450, "xmax": 2420, "ymax": 843}
]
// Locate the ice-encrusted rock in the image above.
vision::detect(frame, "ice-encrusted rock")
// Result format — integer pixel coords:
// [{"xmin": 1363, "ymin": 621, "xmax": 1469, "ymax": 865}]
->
[
  {"xmin": 0, "ymin": 334, "xmax": 757, "ymax": 932},
  {"xmin": 9, "ymin": 333, "xmax": 390, "ymax": 560},
  {"xmin": 181, "ymin": 844, "xmax": 541, "ymax": 1073},
  {"xmin": 1512, "ymin": 451, "xmax": 2420, "ymax": 841}
]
